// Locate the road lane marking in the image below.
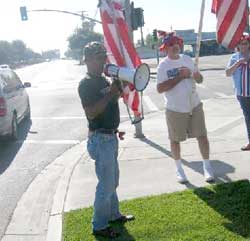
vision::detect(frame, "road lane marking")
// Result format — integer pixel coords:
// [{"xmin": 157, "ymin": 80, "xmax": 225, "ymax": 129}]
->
[
  {"xmin": 32, "ymin": 116, "xmax": 86, "ymax": 120},
  {"xmin": 143, "ymin": 96, "xmax": 159, "ymax": 111},
  {"xmin": 214, "ymin": 92, "xmax": 228, "ymax": 98},
  {"xmin": 31, "ymin": 116, "xmax": 130, "ymax": 120},
  {"xmin": 198, "ymin": 84, "xmax": 206, "ymax": 89},
  {"xmin": 197, "ymin": 84, "xmax": 231, "ymax": 98},
  {"xmin": 16, "ymin": 140, "xmax": 81, "ymax": 145}
]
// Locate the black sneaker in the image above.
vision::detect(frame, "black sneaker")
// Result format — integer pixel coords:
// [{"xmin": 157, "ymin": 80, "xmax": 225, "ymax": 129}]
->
[
  {"xmin": 93, "ymin": 226, "xmax": 120, "ymax": 238},
  {"xmin": 110, "ymin": 214, "xmax": 135, "ymax": 224}
]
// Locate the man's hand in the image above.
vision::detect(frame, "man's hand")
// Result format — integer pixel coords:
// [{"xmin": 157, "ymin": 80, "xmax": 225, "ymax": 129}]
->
[
  {"xmin": 193, "ymin": 71, "xmax": 203, "ymax": 83},
  {"xmin": 237, "ymin": 58, "xmax": 248, "ymax": 66},
  {"xmin": 118, "ymin": 131, "xmax": 125, "ymax": 140},
  {"xmin": 110, "ymin": 79, "xmax": 122, "ymax": 99},
  {"xmin": 226, "ymin": 58, "xmax": 248, "ymax": 77},
  {"xmin": 178, "ymin": 67, "xmax": 192, "ymax": 80}
]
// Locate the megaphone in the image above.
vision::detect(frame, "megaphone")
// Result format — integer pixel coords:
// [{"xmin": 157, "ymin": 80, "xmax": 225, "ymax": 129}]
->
[{"xmin": 104, "ymin": 63, "xmax": 150, "ymax": 92}]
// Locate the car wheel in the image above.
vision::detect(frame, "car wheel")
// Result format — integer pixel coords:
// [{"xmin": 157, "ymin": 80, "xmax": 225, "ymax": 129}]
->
[{"xmin": 10, "ymin": 114, "xmax": 18, "ymax": 140}]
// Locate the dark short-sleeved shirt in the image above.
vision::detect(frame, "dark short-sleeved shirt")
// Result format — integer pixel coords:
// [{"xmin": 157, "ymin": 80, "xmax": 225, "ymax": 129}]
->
[{"xmin": 78, "ymin": 73, "xmax": 120, "ymax": 131}]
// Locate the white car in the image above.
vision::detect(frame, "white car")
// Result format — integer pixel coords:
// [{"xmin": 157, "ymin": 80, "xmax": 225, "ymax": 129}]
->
[{"xmin": 0, "ymin": 65, "xmax": 31, "ymax": 140}]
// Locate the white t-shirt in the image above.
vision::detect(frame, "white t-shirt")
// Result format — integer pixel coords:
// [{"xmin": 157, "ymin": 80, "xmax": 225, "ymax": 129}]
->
[{"xmin": 157, "ymin": 54, "xmax": 201, "ymax": 113}]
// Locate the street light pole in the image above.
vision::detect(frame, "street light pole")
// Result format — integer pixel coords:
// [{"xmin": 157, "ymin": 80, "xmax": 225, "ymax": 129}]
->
[
  {"xmin": 123, "ymin": 0, "xmax": 145, "ymax": 138},
  {"xmin": 28, "ymin": 9, "xmax": 101, "ymax": 24}
]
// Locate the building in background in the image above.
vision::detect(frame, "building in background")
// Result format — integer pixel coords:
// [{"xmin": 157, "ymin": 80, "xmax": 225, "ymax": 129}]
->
[{"xmin": 136, "ymin": 29, "xmax": 232, "ymax": 59}]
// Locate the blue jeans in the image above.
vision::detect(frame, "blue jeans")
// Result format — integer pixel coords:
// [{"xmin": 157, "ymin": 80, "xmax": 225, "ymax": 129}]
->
[
  {"xmin": 87, "ymin": 133, "xmax": 121, "ymax": 230},
  {"xmin": 237, "ymin": 96, "xmax": 250, "ymax": 142}
]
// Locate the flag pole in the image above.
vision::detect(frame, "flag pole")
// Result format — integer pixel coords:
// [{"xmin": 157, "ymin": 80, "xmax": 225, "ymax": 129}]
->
[
  {"xmin": 195, "ymin": 0, "xmax": 206, "ymax": 68},
  {"xmin": 104, "ymin": 0, "xmax": 144, "ymax": 138},
  {"xmin": 190, "ymin": 0, "xmax": 205, "ymax": 114}
]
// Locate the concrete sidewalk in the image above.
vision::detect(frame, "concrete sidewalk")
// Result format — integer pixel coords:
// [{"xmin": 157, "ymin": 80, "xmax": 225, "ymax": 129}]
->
[
  {"xmin": 64, "ymin": 97, "xmax": 249, "ymax": 211},
  {"xmin": 2, "ymin": 95, "xmax": 250, "ymax": 241}
]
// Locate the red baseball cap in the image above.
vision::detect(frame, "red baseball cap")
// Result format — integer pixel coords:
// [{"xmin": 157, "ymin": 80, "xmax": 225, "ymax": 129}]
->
[
  {"xmin": 239, "ymin": 34, "xmax": 250, "ymax": 43},
  {"xmin": 159, "ymin": 32, "xmax": 183, "ymax": 52}
]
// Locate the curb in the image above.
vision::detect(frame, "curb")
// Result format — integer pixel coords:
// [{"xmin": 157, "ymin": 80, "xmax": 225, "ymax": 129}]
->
[
  {"xmin": 45, "ymin": 141, "xmax": 87, "ymax": 241},
  {"xmin": 1, "ymin": 141, "xmax": 86, "ymax": 241}
]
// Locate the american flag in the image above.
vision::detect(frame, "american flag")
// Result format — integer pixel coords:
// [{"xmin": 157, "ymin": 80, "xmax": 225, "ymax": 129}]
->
[
  {"xmin": 211, "ymin": 0, "xmax": 248, "ymax": 49},
  {"xmin": 99, "ymin": 0, "xmax": 141, "ymax": 116}
]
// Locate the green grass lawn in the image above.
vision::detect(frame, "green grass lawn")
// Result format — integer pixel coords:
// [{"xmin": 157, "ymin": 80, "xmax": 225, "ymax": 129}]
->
[{"xmin": 63, "ymin": 180, "xmax": 250, "ymax": 241}]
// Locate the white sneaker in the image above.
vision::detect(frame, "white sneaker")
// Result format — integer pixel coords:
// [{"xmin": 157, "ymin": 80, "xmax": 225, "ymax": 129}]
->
[
  {"xmin": 203, "ymin": 160, "xmax": 215, "ymax": 182},
  {"xmin": 176, "ymin": 167, "xmax": 188, "ymax": 184}
]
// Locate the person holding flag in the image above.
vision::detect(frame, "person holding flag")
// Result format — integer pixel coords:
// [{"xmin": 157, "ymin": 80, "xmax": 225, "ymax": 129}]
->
[
  {"xmin": 157, "ymin": 32, "xmax": 215, "ymax": 183},
  {"xmin": 226, "ymin": 34, "xmax": 250, "ymax": 151}
]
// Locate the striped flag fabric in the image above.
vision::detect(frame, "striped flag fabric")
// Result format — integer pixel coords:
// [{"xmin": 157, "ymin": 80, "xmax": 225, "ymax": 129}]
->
[
  {"xmin": 211, "ymin": 0, "xmax": 248, "ymax": 49},
  {"xmin": 99, "ymin": 0, "xmax": 141, "ymax": 116},
  {"xmin": 240, "ymin": 63, "xmax": 250, "ymax": 96}
]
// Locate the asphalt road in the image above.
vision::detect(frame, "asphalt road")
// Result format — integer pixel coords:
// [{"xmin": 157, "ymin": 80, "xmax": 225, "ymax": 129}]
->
[{"xmin": 0, "ymin": 55, "xmax": 235, "ymax": 239}]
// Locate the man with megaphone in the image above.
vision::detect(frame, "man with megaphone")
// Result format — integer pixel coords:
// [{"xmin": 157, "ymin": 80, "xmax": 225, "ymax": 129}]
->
[
  {"xmin": 78, "ymin": 42, "xmax": 134, "ymax": 239},
  {"xmin": 157, "ymin": 32, "xmax": 215, "ymax": 184}
]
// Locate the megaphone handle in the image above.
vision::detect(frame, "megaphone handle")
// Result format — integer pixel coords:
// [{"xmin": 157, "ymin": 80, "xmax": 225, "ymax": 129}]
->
[
  {"xmin": 131, "ymin": 116, "xmax": 144, "ymax": 124},
  {"xmin": 113, "ymin": 77, "xmax": 123, "ymax": 93}
]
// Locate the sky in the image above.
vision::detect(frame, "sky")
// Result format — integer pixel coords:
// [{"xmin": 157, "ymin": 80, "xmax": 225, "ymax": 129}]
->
[{"xmin": 0, "ymin": 0, "xmax": 216, "ymax": 55}]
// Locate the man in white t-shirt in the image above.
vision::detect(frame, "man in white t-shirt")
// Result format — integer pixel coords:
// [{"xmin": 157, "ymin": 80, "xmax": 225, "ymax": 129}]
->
[{"xmin": 156, "ymin": 32, "xmax": 214, "ymax": 183}]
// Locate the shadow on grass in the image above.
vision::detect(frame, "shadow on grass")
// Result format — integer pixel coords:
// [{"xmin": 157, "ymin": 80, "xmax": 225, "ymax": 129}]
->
[
  {"xmin": 194, "ymin": 179, "xmax": 250, "ymax": 238},
  {"xmin": 94, "ymin": 223, "xmax": 135, "ymax": 241}
]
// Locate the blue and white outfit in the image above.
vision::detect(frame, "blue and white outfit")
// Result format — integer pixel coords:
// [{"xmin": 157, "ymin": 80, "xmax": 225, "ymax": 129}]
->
[{"xmin": 227, "ymin": 52, "xmax": 250, "ymax": 141}]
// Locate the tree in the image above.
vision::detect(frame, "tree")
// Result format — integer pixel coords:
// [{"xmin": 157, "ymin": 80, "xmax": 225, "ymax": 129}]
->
[
  {"xmin": 0, "ymin": 41, "xmax": 12, "ymax": 65},
  {"xmin": 11, "ymin": 40, "xmax": 27, "ymax": 61},
  {"xmin": 0, "ymin": 39, "xmax": 42, "ymax": 67},
  {"xmin": 145, "ymin": 33, "xmax": 154, "ymax": 48},
  {"xmin": 67, "ymin": 21, "xmax": 103, "ymax": 60}
]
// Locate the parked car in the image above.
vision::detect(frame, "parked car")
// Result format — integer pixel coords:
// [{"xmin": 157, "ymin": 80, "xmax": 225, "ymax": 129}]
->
[{"xmin": 0, "ymin": 65, "xmax": 31, "ymax": 140}]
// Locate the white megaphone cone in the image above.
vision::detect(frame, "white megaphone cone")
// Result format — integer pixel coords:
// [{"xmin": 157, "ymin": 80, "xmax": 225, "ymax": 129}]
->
[{"xmin": 104, "ymin": 63, "xmax": 150, "ymax": 92}]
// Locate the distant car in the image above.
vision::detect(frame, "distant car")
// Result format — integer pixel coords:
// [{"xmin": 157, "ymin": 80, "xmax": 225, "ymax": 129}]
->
[
  {"xmin": 0, "ymin": 65, "xmax": 31, "ymax": 140},
  {"xmin": 183, "ymin": 50, "xmax": 194, "ymax": 57}
]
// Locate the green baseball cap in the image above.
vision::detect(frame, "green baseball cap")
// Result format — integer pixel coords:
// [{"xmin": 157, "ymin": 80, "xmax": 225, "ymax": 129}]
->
[{"xmin": 84, "ymin": 41, "xmax": 107, "ymax": 57}]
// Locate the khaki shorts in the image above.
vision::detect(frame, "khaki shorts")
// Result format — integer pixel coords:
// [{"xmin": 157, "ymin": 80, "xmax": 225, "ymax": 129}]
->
[{"xmin": 166, "ymin": 103, "xmax": 207, "ymax": 142}]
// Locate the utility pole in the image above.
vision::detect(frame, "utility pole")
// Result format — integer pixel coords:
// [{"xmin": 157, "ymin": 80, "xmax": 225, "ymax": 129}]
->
[
  {"xmin": 153, "ymin": 29, "xmax": 159, "ymax": 64},
  {"xmin": 140, "ymin": 26, "xmax": 145, "ymax": 46},
  {"xmin": 124, "ymin": 0, "xmax": 133, "ymax": 41},
  {"xmin": 123, "ymin": 0, "xmax": 144, "ymax": 138}
]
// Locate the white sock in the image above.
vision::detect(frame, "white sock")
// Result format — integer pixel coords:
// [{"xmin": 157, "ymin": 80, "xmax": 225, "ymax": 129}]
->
[
  {"xmin": 175, "ymin": 159, "xmax": 182, "ymax": 170},
  {"xmin": 203, "ymin": 159, "xmax": 210, "ymax": 166}
]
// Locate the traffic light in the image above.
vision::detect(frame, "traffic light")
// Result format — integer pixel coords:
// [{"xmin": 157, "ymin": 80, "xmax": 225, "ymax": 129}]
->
[
  {"xmin": 131, "ymin": 2, "xmax": 144, "ymax": 31},
  {"xmin": 153, "ymin": 29, "xmax": 158, "ymax": 41},
  {"xmin": 20, "ymin": 6, "xmax": 28, "ymax": 21}
]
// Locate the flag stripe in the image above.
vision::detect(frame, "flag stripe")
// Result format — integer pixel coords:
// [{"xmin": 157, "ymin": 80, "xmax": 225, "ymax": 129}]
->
[
  {"xmin": 216, "ymin": 0, "xmax": 233, "ymax": 32},
  {"xmin": 211, "ymin": 0, "xmax": 223, "ymax": 13},
  {"xmin": 117, "ymin": 19, "xmax": 141, "ymax": 68},
  {"xmin": 101, "ymin": 12, "xmax": 125, "ymax": 66},
  {"xmin": 228, "ymin": 8, "xmax": 248, "ymax": 48},
  {"xmin": 222, "ymin": 3, "xmax": 247, "ymax": 47},
  {"xmin": 217, "ymin": 0, "xmax": 241, "ymax": 43},
  {"xmin": 212, "ymin": 0, "xmax": 248, "ymax": 49},
  {"xmin": 100, "ymin": 0, "xmax": 141, "ymax": 115}
]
